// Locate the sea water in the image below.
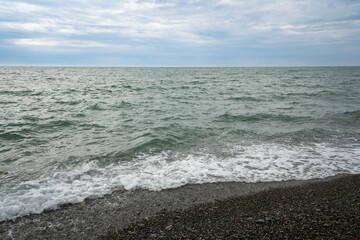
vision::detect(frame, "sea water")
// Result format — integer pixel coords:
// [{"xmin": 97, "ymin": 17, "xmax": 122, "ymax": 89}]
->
[{"xmin": 0, "ymin": 67, "xmax": 359, "ymax": 221}]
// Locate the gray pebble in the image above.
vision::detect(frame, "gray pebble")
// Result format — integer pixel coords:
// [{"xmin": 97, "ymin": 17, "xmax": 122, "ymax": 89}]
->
[{"xmin": 256, "ymin": 219, "xmax": 265, "ymax": 224}]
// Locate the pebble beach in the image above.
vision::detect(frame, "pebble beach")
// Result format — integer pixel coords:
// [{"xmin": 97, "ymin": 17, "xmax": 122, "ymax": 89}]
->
[
  {"xmin": 103, "ymin": 174, "xmax": 360, "ymax": 239},
  {"xmin": 1, "ymin": 174, "xmax": 358, "ymax": 239}
]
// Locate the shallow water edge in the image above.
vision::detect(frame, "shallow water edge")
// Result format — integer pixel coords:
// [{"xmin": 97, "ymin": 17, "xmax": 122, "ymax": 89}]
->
[{"xmin": 0, "ymin": 174, "xmax": 355, "ymax": 240}]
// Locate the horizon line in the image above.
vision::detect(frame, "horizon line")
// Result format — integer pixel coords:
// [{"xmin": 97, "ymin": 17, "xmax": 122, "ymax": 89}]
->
[{"xmin": 1, "ymin": 65, "xmax": 359, "ymax": 68}]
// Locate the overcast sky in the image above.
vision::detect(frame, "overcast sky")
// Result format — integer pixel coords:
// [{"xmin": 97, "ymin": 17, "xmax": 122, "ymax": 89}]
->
[{"xmin": 1, "ymin": 0, "xmax": 359, "ymax": 66}]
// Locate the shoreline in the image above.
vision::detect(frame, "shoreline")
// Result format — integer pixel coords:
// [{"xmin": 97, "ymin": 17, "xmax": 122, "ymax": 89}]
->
[
  {"xmin": 104, "ymin": 174, "xmax": 359, "ymax": 239},
  {"xmin": 1, "ymin": 174, "xmax": 358, "ymax": 239}
]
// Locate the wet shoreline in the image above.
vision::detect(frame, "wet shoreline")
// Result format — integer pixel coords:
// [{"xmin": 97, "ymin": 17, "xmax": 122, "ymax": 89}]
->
[
  {"xmin": 0, "ymin": 174, "xmax": 356, "ymax": 239},
  {"xmin": 106, "ymin": 174, "xmax": 360, "ymax": 239}
]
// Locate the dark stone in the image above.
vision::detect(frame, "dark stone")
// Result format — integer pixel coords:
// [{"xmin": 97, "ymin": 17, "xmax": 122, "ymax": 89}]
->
[
  {"xmin": 256, "ymin": 219, "xmax": 265, "ymax": 224},
  {"xmin": 187, "ymin": 228, "xmax": 197, "ymax": 233},
  {"xmin": 3, "ymin": 175, "xmax": 360, "ymax": 240}
]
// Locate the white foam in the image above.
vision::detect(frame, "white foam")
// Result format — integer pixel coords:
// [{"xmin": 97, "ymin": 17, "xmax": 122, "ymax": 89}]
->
[{"xmin": 1, "ymin": 142, "xmax": 359, "ymax": 221}]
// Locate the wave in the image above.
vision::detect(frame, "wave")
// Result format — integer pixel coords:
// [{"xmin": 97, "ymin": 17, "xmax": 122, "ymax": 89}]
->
[
  {"xmin": 1, "ymin": 141, "xmax": 359, "ymax": 222},
  {"xmin": 1, "ymin": 120, "xmax": 76, "ymax": 141},
  {"xmin": 0, "ymin": 101, "xmax": 18, "ymax": 105},
  {"xmin": 55, "ymin": 100, "xmax": 82, "ymax": 105},
  {"xmin": 344, "ymin": 110, "xmax": 360, "ymax": 119},
  {"xmin": 324, "ymin": 111, "xmax": 360, "ymax": 128},
  {"xmin": 0, "ymin": 132, "xmax": 27, "ymax": 141},
  {"xmin": 113, "ymin": 100, "xmax": 132, "ymax": 108},
  {"xmin": 283, "ymin": 90, "xmax": 337, "ymax": 97},
  {"xmin": 226, "ymin": 96, "xmax": 265, "ymax": 102},
  {"xmin": 268, "ymin": 128, "xmax": 358, "ymax": 144},
  {"xmin": 87, "ymin": 103, "xmax": 106, "ymax": 111},
  {"xmin": 113, "ymin": 130, "xmax": 185, "ymax": 159},
  {"xmin": 0, "ymin": 90, "xmax": 33, "ymax": 96},
  {"xmin": 121, "ymin": 85, "xmax": 143, "ymax": 92},
  {"xmin": 1, "ymin": 66, "xmax": 360, "ymax": 222},
  {"xmin": 216, "ymin": 113, "xmax": 312, "ymax": 123}
]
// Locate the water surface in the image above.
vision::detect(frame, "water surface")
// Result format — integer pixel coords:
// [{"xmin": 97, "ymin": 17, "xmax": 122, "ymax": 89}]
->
[{"xmin": 0, "ymin": 67, "xmax": 359, "ymax": 221}]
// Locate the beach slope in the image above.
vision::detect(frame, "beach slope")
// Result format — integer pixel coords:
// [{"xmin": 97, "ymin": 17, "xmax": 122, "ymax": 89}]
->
[
  {"xmin": 103, "ymin": 174, "xmax": 359, "ymax": 239},
  {"xmin": 1, "ymin": 174, "xmax": 359, "ymax": 239}
]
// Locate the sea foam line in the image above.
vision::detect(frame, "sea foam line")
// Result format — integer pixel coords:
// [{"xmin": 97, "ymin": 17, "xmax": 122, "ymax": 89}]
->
[{"xmin": 0, "ymin": 142, "xmax": 359, "ymax": 221}]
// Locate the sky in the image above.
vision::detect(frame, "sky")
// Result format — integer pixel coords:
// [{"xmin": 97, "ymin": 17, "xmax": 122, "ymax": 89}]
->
[{"xmin": 0, "ymin": 0, "xmax": 360, "ymax": 66}]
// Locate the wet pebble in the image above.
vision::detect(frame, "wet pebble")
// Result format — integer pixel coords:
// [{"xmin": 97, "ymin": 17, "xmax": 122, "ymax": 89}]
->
[{"xmin": 256, "ymin": 219, "xmax": 265, "ymax": 224}]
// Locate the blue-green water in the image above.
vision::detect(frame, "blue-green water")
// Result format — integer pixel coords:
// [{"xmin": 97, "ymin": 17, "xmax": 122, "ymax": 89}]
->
[{"xmin": 1, "ymin": 67, "xmax": 359, "ymax": 221}]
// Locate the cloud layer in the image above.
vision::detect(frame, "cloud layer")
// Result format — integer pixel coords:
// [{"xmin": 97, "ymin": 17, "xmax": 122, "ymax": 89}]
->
[{"xmin": 1, "ymin": 0, "xmax": 360, "ymax": 66}]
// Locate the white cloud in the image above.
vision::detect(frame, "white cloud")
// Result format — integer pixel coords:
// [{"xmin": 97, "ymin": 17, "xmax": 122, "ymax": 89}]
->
[
  {"xmin": 0, "ymin": 22, "xmax": 57, "ymax": 32},
  {"xmin": 0, "ymin": 1, "xmax": 46, "ymax": 13},
  {"xmin": 9, "ymin": 38, "xmax": 128, "ymax": 48},
  {"xmin": 0, "ymin": 0, "xmax": 359, "ymax": 47}
]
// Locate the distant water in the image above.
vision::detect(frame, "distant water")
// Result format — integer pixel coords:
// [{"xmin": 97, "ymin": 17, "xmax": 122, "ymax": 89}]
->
[{"xmin": 1, "ymin": 67, "xmax": 359, "ymax": 221}]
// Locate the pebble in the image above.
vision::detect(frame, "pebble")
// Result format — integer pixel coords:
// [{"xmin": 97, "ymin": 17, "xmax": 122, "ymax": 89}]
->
[
  {"xmin": 187, "ymin": 228, "xmax": 197, "ymax": 233},
  {"xmin": 99, "ymin": 175, "xmax": 360, "ymax": 240},
  {"xmin": 256, "ymin": 219, "xmax": 265, "ymax": 224}
]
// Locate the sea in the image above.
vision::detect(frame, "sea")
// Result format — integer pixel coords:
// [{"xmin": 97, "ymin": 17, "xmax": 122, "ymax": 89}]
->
[{"xmin": 0, "ymin": 67, "xmax": 359, "ymax": 222}]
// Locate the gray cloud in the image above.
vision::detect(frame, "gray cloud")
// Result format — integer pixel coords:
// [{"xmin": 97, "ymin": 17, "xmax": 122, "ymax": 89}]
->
[
  {"xmin": 1, "ymin": 0, "xmax": 359, "ymax": 47},
  {"xmin": 0, "ymin": 0, "xmax": 359, "ymax": 66}
]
